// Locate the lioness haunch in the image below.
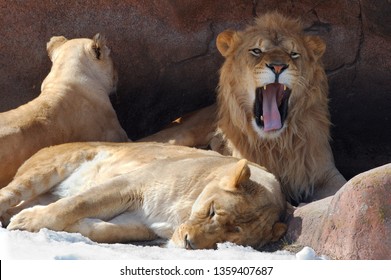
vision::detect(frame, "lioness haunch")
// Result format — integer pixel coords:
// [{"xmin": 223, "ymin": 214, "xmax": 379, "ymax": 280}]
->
[{"xmin": 0, "ymin": 142, "xmax": 287, "ymax": 249}]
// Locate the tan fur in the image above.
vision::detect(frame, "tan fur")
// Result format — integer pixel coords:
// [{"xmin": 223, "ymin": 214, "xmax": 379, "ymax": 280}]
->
[
  {"xmin": 139, "ymin": 105, "xmax": 217, "ymax": 148},
  {"xmin": 0, "ymin": 142, "xmax": 286, "ymax": 249},
  {"xmin": 0, "ymin": 34, "xmax": 128, "ymax": 188},
  {"xmin": 215, "ymin": 12, "xmax": 346, "ymax": 203}
]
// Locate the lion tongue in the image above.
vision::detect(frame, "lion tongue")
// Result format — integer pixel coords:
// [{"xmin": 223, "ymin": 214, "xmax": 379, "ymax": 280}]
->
[{"xmin": 262, "ymin": 86, "xmax": 282, "ymax": 131}]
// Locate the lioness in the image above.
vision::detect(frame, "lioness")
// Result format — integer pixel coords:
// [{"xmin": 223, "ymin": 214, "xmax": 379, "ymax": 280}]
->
[
  {"xmin": 0, "ymin": 142, "xmax": 287, "ymax": 249},
  {"xmin": 145, "ymin": 13, "xmax": 346, "ymax": 204},
  {"xmin": 0, "ymin": 34, "xmax": 128, "ymax": 189}
]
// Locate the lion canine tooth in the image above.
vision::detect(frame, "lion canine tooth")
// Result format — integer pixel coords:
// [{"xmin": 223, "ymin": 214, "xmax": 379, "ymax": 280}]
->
[
  {"xmin": 263, "ymin": 85, "xmax": 267, "ymax": 90},
  {"xmin": 284, "ymin": 85, "xmax": 287, "ymax": 91}
]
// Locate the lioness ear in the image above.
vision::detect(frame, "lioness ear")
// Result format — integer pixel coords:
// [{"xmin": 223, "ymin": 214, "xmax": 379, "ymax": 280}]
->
[
  {"xmin": 225, "ymin": 159, "xmax": 251, "ymax": 191},
  {"xmin": 271, "ymin": 222, "xmax": 287, "ymax": 242},
  {"xmin": 216, "ymin": 30, "xmax": 237, "ymax": 57},
  {"xmin": 304, "ymin": 35, "xmax": 326, "ymax": 61},
  {"xmin": 47, "ymin": 36, "xmax": 67, "ymax": 61},
  {"xmin": 91, "ymin": 33, "xmax": 110, "ymax": 60}
]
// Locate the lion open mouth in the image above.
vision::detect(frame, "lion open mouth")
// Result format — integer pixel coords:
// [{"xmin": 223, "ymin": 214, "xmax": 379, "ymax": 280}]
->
[{"xmin": 254, "ymin": 83, "xmax": 291, "ymax": 132}]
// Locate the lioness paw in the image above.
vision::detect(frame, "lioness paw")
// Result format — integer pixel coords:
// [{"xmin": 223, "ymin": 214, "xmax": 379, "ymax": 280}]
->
[{"xmin": 7, "ymin": 206, "xmax": 57, "ymax": 232}]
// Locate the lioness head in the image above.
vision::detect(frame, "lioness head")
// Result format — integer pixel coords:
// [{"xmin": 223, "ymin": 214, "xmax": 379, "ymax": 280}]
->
[
  {"xmin": 170, "ymin": 159, "xmax": 287, "ymax": 249},
  {"xmin": 43, "ymin": 33, "xmax": 117, "ymax": 94},
  {"xmin": 216, "ymin": 12, "xmax": 327, "ymax": 139}
]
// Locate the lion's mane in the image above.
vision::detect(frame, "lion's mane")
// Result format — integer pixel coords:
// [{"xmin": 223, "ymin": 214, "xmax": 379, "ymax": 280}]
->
[{"xmin": 216, "ymin": 12, "xmax": 343, "ymax": 203}]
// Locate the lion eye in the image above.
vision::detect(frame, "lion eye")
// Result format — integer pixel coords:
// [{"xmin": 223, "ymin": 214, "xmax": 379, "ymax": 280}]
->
[
  {"xmin": 209, "ymin": 203, "xmax": 216, "ymax": 218},
  {"xmin": 290, "ymin": 52, "xmax": 300, "ymax": 59},
  {"xmin": 249, "ymin": 48, "xmax": 262, "ymax": 57}
]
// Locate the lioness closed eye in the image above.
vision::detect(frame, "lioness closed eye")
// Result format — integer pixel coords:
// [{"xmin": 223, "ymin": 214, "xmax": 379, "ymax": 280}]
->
[
  {"xmin": 0, "ymin": 142, "xmax": 287, "ymax": 249},
  {"xmin": 0, "ymin": 34, "xmax": 128, "ymax": 189}
]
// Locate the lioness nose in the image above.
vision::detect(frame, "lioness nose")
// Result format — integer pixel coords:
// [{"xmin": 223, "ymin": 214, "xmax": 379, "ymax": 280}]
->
[
  {"xmin": 184, "ymin": 234, "xmax": 195, "ymax": 250},
  {"xmin": 266, "ymin": 63, "xmax": 289, "ymax": 74}
]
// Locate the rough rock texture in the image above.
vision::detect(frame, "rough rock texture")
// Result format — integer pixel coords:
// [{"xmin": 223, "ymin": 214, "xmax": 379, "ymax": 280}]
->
[
  {"xmin": 287, "ymin": 164, "xmax": 391, "ymax": 259},
  {"xmin": 0, "ymin": 0, "xmax": 390, "ymax": 179}
]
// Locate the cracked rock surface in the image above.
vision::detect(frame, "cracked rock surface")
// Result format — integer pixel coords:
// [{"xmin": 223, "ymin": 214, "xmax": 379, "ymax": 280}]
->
[
  {"xmin": 286, "ymin": 163, "xmax": 391, "ymax": 259},
  {"xmin": 0, "ymin": 0, "xmax": 390, "ymax": 179}
]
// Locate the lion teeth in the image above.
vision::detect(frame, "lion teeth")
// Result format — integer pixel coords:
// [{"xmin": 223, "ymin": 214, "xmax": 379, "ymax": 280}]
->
[
  {"xmin": 284, "ymin": 85, "xmax": 287, "ymax": 91},
  {"xmin": 263, "ymin": 85, "xmax": 267, "ymax": 90}
]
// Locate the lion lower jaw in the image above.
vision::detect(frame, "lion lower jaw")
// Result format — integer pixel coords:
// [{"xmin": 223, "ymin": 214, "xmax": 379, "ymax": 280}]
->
[{"xmin": 251, "ymin": 119, "xmax": 286, "ymax": 140}]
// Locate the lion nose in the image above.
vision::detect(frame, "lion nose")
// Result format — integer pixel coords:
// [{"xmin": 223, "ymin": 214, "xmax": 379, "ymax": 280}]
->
[{"xmin": 266, "ymin": 63, "xmax": 289, "ymax": 74}]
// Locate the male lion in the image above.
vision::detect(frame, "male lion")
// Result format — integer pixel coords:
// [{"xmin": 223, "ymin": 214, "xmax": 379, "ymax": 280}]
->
[
  {"xmin": 215, "ymin": 12, "xmax": 347, "ymax": 203},
  {"xmin": 0, "ymin": 34, "xmax": 128, "ymax": 189},
  {"xmin": 143, "ymin": 12, "xmax": 346, "ymax": 204},
  {"xmin": 0, "ymin": 142, "xmax": 287, "ymax": 249}
]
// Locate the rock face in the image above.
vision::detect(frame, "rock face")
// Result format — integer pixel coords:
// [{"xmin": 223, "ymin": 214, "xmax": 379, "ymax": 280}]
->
[
  {"xmin": 0, "ymin": 0, "xmax": 390, "ymax": 178},
  {"xmin": 287, "ymin": 164, "xmax": 391, "ymax": 259}
]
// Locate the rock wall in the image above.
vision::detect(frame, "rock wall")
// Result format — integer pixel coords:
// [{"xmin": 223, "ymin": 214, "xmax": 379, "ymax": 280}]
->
[{"xmin": 0, "ymin": 0, "xmax": 390, "ymax": 179}]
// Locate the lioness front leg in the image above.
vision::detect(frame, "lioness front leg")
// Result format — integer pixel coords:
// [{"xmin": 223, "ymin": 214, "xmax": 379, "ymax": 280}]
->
[
  {"xmin": 8, "ymin": 175, "xmax": 142, "ymax": 233},
  {"xmin": 7, "ymin": 205, "xmax": 63, "ymax": 232}
]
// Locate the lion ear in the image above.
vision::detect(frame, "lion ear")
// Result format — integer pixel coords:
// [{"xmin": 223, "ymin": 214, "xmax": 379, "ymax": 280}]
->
[
  {"xmin": 91, "ymin": 33, "xmax": 110, "ymax": 60},
  {"xmin": 216, "ymin": 30, "xmax": 238, "ymax": 57},
  {"xmin": 47, "ymin": 36, "xmax": 68, "ymax": 61},
  {"xmin": 225, "ymin": 159, "xmax": 251, "ymax": 191},
  {"xmin": 304, "ymin": 35, "xmax": 326, "ymax": 61}
]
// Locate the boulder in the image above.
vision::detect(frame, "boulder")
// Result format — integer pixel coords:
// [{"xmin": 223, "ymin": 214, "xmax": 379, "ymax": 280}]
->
[{"xmin": 287, "ymin": 164, "xmax": 391, "ymax": 259}]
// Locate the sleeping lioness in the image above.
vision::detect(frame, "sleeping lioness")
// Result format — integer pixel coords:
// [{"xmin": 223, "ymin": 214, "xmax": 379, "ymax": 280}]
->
[
  {"xmin": 0, "ymin": 142, "xmax": 287, "ymax": 249},
  {"xmin": 0, "ymin": 34, "xmax": 128, "ymax": 189}
]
